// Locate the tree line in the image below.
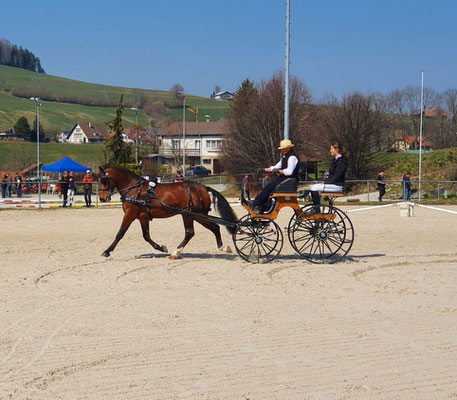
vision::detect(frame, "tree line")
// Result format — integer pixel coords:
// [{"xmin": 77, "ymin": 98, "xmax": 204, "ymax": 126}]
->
[
  {"xmin": 0, "ymin": 39, "xmax": 45, "ymax": 73},
  {"xmin": 223, "ymin": 73, "xmax": 457, "ymax": 179}
]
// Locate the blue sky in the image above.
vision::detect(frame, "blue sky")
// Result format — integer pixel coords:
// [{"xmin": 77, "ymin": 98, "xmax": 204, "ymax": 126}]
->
[{"xmin": 3, "ymin": 0, "xmax": 457, "ymax": 101}]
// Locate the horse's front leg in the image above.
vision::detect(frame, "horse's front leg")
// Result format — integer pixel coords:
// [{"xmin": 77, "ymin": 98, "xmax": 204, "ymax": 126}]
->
[
  {"xmin": 102, "ymin": 209, "xmax": 137, "ymax": 257},
  {"xmin": 138, "ymin": 216, "xmax": 168, "ymax": 253},
  {"xmin": 170, "ymin": 216, "xmax": 195, "ymax": 259}
]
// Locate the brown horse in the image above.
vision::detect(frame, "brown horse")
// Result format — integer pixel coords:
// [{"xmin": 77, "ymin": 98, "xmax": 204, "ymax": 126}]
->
[{"xmin": 98, "ymin": 167, "xmax": 238, "ymax": 259}]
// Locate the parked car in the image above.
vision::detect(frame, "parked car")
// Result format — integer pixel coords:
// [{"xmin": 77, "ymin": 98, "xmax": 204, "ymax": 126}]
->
[{"xmin": 185, "ymin": 166, "xmax": 211, "ymax": 176}]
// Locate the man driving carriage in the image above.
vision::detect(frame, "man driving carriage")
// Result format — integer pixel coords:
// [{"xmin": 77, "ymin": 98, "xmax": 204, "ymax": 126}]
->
[{"xmin": 248, "ymin": 139, "xmax": 299, "ymax": 213}]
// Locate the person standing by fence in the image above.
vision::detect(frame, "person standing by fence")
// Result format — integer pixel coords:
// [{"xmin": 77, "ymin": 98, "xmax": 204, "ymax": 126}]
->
[
  {"xmin": 68, "ymin": 171, "xmax": 75, "ymax": 207},
  {"xmin": 402, "ymin": 172, "xmax": 412, "ymax": 200},
  {"xmin": 377, "ymin": 171, "xmax": 386, "ymax": 201},
  {"xmin": 83, "ymin": 170, "xmax": 93, "ymax": 207},
  {"xmin": 241, "ymin": 175, "xmax": 251, "ymax": 200},
  {"xmin": 60, "ymin": 171, "xmax": 69, "ymax": 207}
]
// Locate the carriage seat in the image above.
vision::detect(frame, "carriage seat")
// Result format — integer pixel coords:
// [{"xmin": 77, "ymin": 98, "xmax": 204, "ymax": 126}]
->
[{"xmin": 273, "ymin": 178, "xmax": 298, "ymax": 193}]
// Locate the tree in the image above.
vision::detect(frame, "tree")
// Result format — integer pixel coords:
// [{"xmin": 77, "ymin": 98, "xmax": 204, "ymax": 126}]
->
[
  {"xmin": 30, "ymin": 117, "xmax": 46, "ymax": 142},
  {"xmin": 222, "ymin": 73, "xmax": 312, "ymax": 175},
  {"xmin": 443, "ymin": 89, "xmax": 457, "ymax": 123},
  {"xmin": 104, "ymin": 95, "xmax": 134, "ymax": 164},
  {"xmin": 170, "ymin": 83, "xmax": 184, "ymax": 106},
  {"xmin": 14, "ymin": 116, "xmax": 31, "ymax": 139},
  {"xmin": 318, "ymin": 92, "xmax": 385, "ymax": 178}
]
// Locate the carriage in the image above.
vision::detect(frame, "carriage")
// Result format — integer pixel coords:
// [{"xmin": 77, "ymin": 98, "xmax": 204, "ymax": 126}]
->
[
  {"xmin": 98, "ymin": 168, "xmax": 354, "ymax": 264},
  {"xmin": 233, "ymin": 178, "xmax": 354, "ymax": 264}
]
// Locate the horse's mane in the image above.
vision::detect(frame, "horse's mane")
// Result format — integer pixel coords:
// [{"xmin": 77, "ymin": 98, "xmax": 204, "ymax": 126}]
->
[{"xmin": 107, "ymin": 166, "xmax": 142, "ymax": 180}]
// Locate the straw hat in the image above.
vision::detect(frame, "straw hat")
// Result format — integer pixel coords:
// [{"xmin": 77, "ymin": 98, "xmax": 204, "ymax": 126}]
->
[{"xmin": 278, "ymin": 139, "xmax": 295, "ymax": 150}]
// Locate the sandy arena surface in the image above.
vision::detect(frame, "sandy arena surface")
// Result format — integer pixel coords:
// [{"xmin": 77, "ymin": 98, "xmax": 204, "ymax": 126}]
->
[{"xmin": 1, "ymin": 204, "xmax": 457, "ymax": 399}]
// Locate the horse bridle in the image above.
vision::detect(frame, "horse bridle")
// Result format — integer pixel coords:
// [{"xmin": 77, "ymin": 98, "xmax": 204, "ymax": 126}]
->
[{"xmin": 99, "ymin": 172, "xmax": 146, "ymax": 200}]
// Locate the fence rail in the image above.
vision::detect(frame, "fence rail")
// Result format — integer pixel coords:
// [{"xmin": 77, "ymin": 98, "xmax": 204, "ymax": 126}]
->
[{"xmin": 2, "ymin": 176, "xmax": 457, "ymax": 208}]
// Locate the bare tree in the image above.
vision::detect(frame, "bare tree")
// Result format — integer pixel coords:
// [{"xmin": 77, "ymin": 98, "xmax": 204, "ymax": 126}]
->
[
  {"xmin": 317, "ymin": 92, "xmax": 385, "ymax": 178},
  {"xmin": 170, "ymin": 83, "xmax": 184, "ymax": 106},
  {"xmin": 443, "ymin": 89, "xmax": 457, "ymax": 123},
  {"xmin": 222, "ymin": 72, "xmax": 312, "ymax": 175}
]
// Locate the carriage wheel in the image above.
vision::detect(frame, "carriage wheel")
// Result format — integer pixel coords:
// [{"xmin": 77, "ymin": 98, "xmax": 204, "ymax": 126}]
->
[
  {"xmin": 233, "ymin": 214, "xmax": 283, "ymax": 264},
  {"xmin": 287, "ymin": 205, "xmax": 354, "ymax": 264}
]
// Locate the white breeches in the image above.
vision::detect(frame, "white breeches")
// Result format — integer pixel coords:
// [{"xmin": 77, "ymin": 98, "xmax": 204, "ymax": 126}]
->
[{"xmin": 310, "ymin": 183, "xmax": 343, "ymax": 193}]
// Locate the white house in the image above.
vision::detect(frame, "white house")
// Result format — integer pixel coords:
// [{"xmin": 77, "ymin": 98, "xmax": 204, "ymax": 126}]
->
[
  {"xmin": 66, "ymin": 122, "xmax": 110, "ymax": 143},
  {"xmin": 214, "ymin": 91, "xmax": 234, "ymax": 101},
  {"xmin": 157, "ymin": 120, "xmax": 227, "ymax": 173}
]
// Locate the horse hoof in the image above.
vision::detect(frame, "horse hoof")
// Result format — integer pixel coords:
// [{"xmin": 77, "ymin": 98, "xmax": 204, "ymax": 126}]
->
[
  {"xmin": 161, "ymin": 246, "xmax": 168, "ymax": 253},
  {"xmin": 220, "ymin": 246, "xmax": 232, "ymax": 254},
  {"xmin": 101, "ymin": 251, "xmax": 110, "ymax": 257},
  {"xmin": 169, "ymin": 254, "xmax": 183, "ymax": 260}
]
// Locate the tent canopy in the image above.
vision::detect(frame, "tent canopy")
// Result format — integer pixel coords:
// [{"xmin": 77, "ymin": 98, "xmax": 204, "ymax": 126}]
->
[{"xmin": 42, "ymin": 157, "xmax": 92, "ymax": 173}]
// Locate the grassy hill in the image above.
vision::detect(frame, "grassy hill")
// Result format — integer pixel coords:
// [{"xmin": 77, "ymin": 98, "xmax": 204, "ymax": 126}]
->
[
  {"xmin": 370, "ymin": 148, "xmax": 457, "ymax": 181},
  {"xmin": 0, "ymin": 65, "xmax": 229, "ymax": 134}
]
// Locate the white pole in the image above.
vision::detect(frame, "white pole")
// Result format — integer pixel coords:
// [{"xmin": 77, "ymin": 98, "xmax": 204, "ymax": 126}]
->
[
  {"xmin": 418, "ymin": 70, "xmax": 424, "ymax": 202},
  {"xmin": 182, "ymin": 97, "xmax": 186, "ymax": 177},
  {"xmin": 36, "ymin": 100, "xmax": 41, "ymax": 209},
  {"xmin": 284, "ymin": 0, "xmax": 290, "ymax": 140}
]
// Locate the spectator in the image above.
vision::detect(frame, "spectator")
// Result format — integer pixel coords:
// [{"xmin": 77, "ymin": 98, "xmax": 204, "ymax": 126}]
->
[
  {"xmin": 377, "ymin": 171, "xmax": 386, "ymax": 201},
  {"xmin": 1, "ymin": 174, "xmax": 9, "ymax": 198},
  {"xmin": 15, "ymin": 173, "xmax": 23, "ymax": 198},
  {"xmin": 68, "ymin": 171, "xmax": 75, "ymax": 207},
  {"xmin": 241, "ymin": 175, "xmax": 251, "ymax": 200},
  {"xmin": 60, "ymin": 171, "xmax": 69, "ymax": 207},
  {"xmin": 83, "ymin": 170, "xmax": 94, "ymax": 207},
  {"xmin": 402, "ymin": 172, "xmax": 412, "ymax": 201},
  {"xmin": 173, "ymin": 170, "xmax": 184, "ymax": 182}
]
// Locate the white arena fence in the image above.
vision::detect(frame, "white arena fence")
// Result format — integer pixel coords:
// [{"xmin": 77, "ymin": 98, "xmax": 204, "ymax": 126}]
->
[{"xmin": 1, "ymin": 176, "xmax": 457, "ymax": 209}]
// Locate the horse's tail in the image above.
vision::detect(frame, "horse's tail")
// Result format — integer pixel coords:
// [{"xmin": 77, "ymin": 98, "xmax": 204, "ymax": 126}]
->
[{"xmin": 205, "ymin": 186, "xmax": 238, "ymax": 235}]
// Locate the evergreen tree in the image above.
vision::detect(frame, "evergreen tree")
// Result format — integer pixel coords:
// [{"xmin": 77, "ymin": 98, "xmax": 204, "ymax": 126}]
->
[
  {"xmin": 104, "ymin": 95, "xmax": 133, "ymax": 164},
  {"xmin": 13, "ymin": 116, "xmax": 31, "ymax": 139},
  {"xmin": 30, "ymin": 118, "xmax": 46, "ymax": 142}
]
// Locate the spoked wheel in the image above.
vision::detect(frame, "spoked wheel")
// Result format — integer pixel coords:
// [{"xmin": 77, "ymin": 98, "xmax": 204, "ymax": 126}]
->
[
  {"xmin": 287, "ymin": 204, "xmax": 354, "ymax": 264},
  {"xmin": 233, "ymin": 214, "xmax": 283, "ymax": 263}
]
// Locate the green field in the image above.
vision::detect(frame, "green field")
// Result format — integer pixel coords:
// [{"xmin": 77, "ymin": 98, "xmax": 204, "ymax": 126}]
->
[
  {"xmin": 0, "ymin": 65, "xmax": 229, "ymax": 134},
  {"xmin": 0, "ymin": 142, "xmax": 105, "ymax": 171}
]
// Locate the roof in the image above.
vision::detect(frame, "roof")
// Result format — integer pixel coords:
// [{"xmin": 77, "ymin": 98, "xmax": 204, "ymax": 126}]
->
[
  {"xmin": 160, "ymin": 120, "xmax": 228, "ymax": 136},
  {"xmin": 397, "ymin": 136, "xmax": 433, "ymax": 147},
  {"xmin": 411, "ymin": 109, "xmax": 448, "ymax": 118},
  {"xmin": 214, "ymin": 91, "xmax": 233, "ymax": 96},
  {"xmin": 77, "ymin": 122, "xmax": 110, "ymax": 140}
]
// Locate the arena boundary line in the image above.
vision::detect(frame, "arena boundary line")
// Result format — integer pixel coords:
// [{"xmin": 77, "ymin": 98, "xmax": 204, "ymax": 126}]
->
[{"xmin": 406, "ymin": 202, "xmax": 457, "ymax": 216}]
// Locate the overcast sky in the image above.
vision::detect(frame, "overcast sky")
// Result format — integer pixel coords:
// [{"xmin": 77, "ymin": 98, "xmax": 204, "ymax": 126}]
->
[{"xmin": 3, "ymin": 0, "xmax": 457, "ymax": 101}]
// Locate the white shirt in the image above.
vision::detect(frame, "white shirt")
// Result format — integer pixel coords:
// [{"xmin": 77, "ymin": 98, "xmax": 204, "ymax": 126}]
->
[{"xmin": 270, "ymin": 154, "xmax": 299, "ymax": 176}]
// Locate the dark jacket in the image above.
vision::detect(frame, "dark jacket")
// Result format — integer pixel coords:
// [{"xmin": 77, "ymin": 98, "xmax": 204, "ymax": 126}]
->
[{"xmin": 325, "ymin": 155, "xmax": 348, "ymax": 186}]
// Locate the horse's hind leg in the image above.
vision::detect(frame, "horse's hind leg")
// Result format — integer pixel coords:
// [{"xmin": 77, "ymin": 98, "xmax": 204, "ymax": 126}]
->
[
  {"xmin": 196, "ymin": 218, "xmax": 232, "ymax": 254},
  {"xmin": 102, "ymin": 210, "xmax": 136, "ymax": 257},
  {"xmin": 170, "ymin": 216, "xmax": 195, "ymax": 259},
  {"xmin": 138, "ymin": 217, "xmax": 168, "ymax": 253}
]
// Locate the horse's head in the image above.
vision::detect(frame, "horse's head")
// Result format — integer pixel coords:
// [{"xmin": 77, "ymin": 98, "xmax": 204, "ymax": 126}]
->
[{"xmin": 98, "ymin": 167, "xmax": 114, "ymax": 202}]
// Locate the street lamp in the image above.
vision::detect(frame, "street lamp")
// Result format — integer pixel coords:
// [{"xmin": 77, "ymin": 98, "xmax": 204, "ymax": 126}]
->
[
  {"xmin": 131, "ymin": 107, "xmax": 139, "ymax": 163},
  {"xmin": 30, "ymin": 97, "xmax": 41, "ymax": 208}
]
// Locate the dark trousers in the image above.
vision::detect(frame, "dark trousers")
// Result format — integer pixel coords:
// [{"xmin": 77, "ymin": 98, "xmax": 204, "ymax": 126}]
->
[
  {"xmin": 378, "ymin": 185, "xmax": 386, "ymax": 200},
  {"xmin": 84, "ymin": 188, "xmax": 92, "ymax": 206},
  {"xmin": 62, "ymin": 189, "xmax": 68, "ymax": 206},
  {"xmin": 253, "ymin": 175, "xmax": 288, "ymax": 205}
]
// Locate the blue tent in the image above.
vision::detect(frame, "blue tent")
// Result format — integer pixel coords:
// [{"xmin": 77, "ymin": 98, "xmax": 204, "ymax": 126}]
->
[{"xmin": 42, "ymin": 157, "xmax": 92, "ymax": 173}]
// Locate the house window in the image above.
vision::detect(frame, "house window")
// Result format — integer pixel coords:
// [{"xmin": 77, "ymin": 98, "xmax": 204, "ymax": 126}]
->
[
  {"xmin": 203, "ymin": 159, "xmax": 211, "ymax": 165},
  {"xmin": 195, "ymin": 140, "xmax": 200, "ymax": 149},
  {"xmin": 172, "ymin": 139, "xmax": 180, "ymax": 149},
  {"xmin": 206, "ymin": 140, "xmax": 222, "ymax": 149}
]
